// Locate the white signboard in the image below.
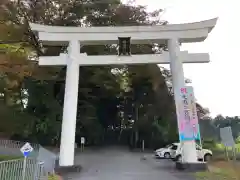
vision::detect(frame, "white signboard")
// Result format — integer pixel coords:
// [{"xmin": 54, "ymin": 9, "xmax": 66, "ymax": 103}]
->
[
  {"xmin": 220, "ymin": 126, "xmax": 235, "ymax": 147},
  {"xmin": 81, "ymin": 137, "xmax": 85, "ymax": 144},
  {"xmin": 20, "ymin": 142, "xmax": 33, "ymax": 157}
]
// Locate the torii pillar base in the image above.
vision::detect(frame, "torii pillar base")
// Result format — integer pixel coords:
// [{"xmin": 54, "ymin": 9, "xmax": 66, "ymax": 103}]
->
[
  {"xmin": 176, "ymin": 161, "xmax": 208, "ymax": 172},
  {"xmin": 55, "ymin": 162, "xmax": 82, "ymax": 175}
]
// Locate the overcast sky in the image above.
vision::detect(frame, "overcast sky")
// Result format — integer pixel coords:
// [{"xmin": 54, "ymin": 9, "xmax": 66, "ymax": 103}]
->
[{"xmin": 122, "ymin": 0, "xmax": 239, "ymax": 117}]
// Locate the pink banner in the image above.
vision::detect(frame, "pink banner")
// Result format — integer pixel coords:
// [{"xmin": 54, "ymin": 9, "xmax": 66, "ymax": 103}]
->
[{"xmin": 178, "ymin": 87, "xmax": 200, "ymax": 141}]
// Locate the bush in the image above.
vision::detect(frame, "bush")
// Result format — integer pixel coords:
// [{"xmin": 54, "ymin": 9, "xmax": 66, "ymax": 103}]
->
[
  {"xmin": 48, "ymin": 174, "xmax": 60, "ymax": 180},
  {"xmin": 202, "ymin": 140, "xmax": 217, "ymax": 149}
]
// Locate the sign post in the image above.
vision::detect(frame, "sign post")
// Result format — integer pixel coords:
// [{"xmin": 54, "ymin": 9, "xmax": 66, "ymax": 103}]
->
[
  {"xmin": 81, "ymin": 137, "xmax": 85, "ymax": 152},
  {"xmin": 220, "ymin": 126, "xmax": 235, "ymax": 161},
  {"xmin": 220, "ymin": 126, "xmax": 235, "ymax": 147},
  {"xmin": 20, "ymin": 142, "xmax": 33, "ymax": 180}
]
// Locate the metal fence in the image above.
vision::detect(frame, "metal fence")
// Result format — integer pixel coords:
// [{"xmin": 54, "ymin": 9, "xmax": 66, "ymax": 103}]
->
[
  {"xmin": 198, "ymin": 120, "xmax": 219, "ymax": 142},
  {"xmin": 0, "ymin": 139, "xmax": 58, "ymax": 179},
  {"xmin": 0, "ymin": 139, "xmax": 39, "ymax": 157},
  {"xmin": 0, "ymin": 158, "xmax": 47, "ymax": 180},
  {"xmin": 37, "ymin": 146, "xmax": 57, "ymax": 174}
]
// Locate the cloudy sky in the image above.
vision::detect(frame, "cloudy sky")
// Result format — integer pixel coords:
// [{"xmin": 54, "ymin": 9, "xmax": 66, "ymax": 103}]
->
[{"xmin": 122, "ymin": 0, "xmax": 239, "ymax": 117}]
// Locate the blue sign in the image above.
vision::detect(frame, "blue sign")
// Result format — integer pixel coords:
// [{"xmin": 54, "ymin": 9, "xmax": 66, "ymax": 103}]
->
[
  {"xmin": 194, "ymin": 124, "xmax": 201, "ymax": 140},
  {"xmin": 179, "ymin": 123, "xmax": 195, "ymax": 141},
  {"xmin": 180, "ymin": 134, "xmax": 195, "ymax": 141},
  {"xmin": 23, "ymin": 151, "xmax": 30, "ymax": 157},
  {"xmin": 20, "ymin": 143, "xmax": 33, "ymax": 157}
]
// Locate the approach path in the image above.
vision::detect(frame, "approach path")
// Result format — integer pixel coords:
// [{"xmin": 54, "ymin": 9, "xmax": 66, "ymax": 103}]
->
[{"xmin": 61, "ymin": 146, "xmax": 195, "ymax": 180}]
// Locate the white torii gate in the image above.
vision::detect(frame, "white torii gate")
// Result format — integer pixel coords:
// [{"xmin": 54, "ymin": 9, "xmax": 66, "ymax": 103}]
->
[{"xmin": 30, "ymin": 18, "xmax": 217, "ymax": 167}]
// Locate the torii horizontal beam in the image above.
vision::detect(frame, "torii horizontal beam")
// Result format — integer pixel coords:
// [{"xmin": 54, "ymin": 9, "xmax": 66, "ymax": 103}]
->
[
  {"xmin": 38, "ymin": 51, "xmax": 210, "ymax": 66},
  {"xmin": 30, "ymin": 18, "xmax": 218, "ymax": 46}
]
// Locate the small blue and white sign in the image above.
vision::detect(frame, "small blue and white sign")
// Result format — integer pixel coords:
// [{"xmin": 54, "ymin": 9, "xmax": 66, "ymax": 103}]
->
[{"xmin": 20, "ymin": 142, "xmax": 33, "ymax": 157}]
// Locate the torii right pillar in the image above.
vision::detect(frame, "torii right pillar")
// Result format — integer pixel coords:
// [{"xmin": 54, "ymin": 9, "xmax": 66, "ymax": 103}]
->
[{"xmin": 168, "ymin": 38, "xmax": 206, "ymax": 171}]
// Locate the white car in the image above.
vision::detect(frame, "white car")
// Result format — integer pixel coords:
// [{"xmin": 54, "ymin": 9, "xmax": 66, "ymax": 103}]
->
[
  {"xmin": 155, "ymin": 142, "xmax": 212, "ymax": 161},
  {"xmin": 155, "ymin": 143, "xmax": 178, "ymax": 159},
  {"xmin": 171, "ymin": 143, "xmax": 213, "ymax": 162}
]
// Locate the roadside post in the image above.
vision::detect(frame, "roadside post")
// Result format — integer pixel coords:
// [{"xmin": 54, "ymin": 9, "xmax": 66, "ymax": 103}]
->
[{"xmin": 20, "ymin": 142, "xmax": 34, "ymax": 180}]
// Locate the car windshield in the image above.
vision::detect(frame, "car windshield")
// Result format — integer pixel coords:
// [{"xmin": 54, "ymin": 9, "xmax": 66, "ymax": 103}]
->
[
  {"xmin": 170, "ymin": 144, "xmax": 178, "ymax": 150},
  {"xmin": 165, "ymin": 144, "xmax": 172, "ymax": 148}
]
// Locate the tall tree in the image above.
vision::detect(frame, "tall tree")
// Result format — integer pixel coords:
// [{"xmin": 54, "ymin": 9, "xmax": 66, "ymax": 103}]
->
[{"xmin": 0, "ymin": 0, "xmax": 204, "ymax": 148}]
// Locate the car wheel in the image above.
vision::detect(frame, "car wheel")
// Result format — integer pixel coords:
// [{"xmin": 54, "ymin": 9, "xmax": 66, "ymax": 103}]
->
[
  {"xmin": 204, "ymin": 154, "xmax": 212, "ymax": 162},
  {"xmin": 164, "ymin": 152, "xmax": 171, "ymax": 159},
  {"xmin": 175, "ymin": 155, "xmax": 182, "ymax": 162}
]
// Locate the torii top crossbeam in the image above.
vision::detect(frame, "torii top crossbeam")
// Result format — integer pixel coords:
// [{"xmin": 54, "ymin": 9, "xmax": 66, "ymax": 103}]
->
[{"xmin": 30, "ymin": 18, "xmax": 217, "ymax": 45}]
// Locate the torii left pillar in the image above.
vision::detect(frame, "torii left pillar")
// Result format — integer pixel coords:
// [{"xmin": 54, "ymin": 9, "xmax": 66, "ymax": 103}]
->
[{"xmin": 59, "ymin": 40, "xmax": 80, "ymax": 166}]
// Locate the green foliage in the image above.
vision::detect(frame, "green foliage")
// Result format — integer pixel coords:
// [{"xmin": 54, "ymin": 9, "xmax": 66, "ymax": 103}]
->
[
  {"xmin": 48, "ymin": 174, "xmax": 59, "ymax": 180},
  {"xmin": 200, "ymin": 115, "xmax": 240, "ymax": 143},
  {"xmin": 0, "ymin": 0, "xmax": 209, "ymax": 148},
  {"xmin": 0, "ymin": 155, "xmax": 21, "ymax": 161},
  {"xmin": 196, "ymin": 170, "xmax": 239, "ymax": 180}
]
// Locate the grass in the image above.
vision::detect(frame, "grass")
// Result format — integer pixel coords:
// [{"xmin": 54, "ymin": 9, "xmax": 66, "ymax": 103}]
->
[
  {"xmin": 48, "ymin": 174, "xmax": 61, "ymax": 180},
  {"xmin": 195, "ymin": 142, "xmax": 240, "ymax": 179},
  {"xmin": 214, "ymin": 143, "xmax": 240, "ymax": 151},
  {"xmin": 196, "ymin": 161, "xmax": 240, "ymax": 180},
  {"xmin": 0, "ymin": 155, "xmax": 22, "ymax": 161},
  {"xmin": 202, "ymin": 142, "xmax": 240, "ymax": 161},
  {"xmin": 203, "ymin": 142, "xmax": 240, "ymax": 151}
]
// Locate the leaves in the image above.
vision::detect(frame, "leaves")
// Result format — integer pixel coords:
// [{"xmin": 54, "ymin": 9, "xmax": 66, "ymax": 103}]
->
[{"xmin": 0, "ymin": 0, "xmax": 211, "ymax": 148}]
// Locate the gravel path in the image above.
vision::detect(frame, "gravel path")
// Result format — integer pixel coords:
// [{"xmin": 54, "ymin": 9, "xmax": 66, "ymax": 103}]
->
[{"xmin": 62, "ymin": 147, "xmax": 195, "ymax": 180}]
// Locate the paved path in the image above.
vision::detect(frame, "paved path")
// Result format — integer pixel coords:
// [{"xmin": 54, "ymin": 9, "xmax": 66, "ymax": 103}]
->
[{"xmin": 62, "ymin": 147, "xmax": 195, "ymax": 180}]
